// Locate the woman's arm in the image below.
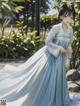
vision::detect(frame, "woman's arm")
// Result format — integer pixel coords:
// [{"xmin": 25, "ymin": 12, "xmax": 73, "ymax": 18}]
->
[
  {"xmin": 67, "ymin": 27, "xmax": 73, "ymax": 58},
  {"xmin": 45, "ymin": 25, "xmax": 64, "ymax": 57},
  {"xmin": 64, "ymin": 27, "xmax": 74, "ymax": 66}
]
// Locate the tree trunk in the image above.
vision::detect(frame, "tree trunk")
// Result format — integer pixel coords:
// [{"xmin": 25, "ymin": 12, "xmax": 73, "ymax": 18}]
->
[{"xmin": 35, "ymin": 0, "xmax": 40, "ymax": 36}]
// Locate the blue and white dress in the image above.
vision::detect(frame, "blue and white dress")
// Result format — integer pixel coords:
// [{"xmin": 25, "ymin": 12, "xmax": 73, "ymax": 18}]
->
[{"xmin": 0, "ymin": 22, "xmax": 80, "ymax": 106}]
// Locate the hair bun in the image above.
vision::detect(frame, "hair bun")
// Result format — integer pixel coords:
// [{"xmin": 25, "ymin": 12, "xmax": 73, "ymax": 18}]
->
[
  {"xmin": 62, "ymin": 3, "xmax": 68, "ymax": 9},
  {"xmin": 58, "ymin": 3, "xmax": 76, "ymax": 20}
]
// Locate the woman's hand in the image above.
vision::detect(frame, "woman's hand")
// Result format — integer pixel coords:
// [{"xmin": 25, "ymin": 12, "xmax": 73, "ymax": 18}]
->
[
  {"xmin": 59, "ymin": 47, "xmax": 67, "ymax": 54},
  {"xmin": 67, "ymin": 46, "xmax": 73, "ymax": 54}
]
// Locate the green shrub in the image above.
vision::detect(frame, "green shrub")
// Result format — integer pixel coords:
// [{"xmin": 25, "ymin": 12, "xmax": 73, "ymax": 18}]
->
[{"xmin": 0, "ymin": 30, "xmax": 45, "ymax": 59}]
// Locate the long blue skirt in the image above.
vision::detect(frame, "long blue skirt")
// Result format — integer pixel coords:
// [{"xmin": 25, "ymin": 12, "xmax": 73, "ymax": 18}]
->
[{"xmin": 0, "ymin": 45, "xmax": 80, "ymax": 106}]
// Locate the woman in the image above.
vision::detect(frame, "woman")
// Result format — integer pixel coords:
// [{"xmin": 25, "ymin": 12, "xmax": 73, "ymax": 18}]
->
[{"xmin": 0, "ymin": 3, "xmax": 80, "ymax": 106}]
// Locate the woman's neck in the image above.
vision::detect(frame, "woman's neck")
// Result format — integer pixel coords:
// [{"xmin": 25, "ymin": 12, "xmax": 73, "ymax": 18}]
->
[{"xmin": 61, "ymin": 22, "xmax": 69, "ymax": 33}]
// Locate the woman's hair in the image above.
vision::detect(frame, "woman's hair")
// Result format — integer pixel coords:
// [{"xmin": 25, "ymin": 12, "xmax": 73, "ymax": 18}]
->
[{"xmin": 58, "ymin": 3, "xmax": 76, "ymax": 20}]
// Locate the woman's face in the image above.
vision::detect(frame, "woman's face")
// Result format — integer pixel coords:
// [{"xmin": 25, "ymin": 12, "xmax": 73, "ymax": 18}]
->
[{"xmin": 62, "ymin": 13, "xmax": 73, "ymax": 25}]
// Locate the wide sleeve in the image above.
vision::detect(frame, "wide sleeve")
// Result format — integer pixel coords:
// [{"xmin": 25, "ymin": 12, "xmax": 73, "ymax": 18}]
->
[
  {"xmin": 68, "ymin": 27, "xmax": 74, "ymax": 58},
  {"xmin": 69, "ymin": 27, "xmax": 74, "ymax": 47},
  {"xmin": 45, "ymin": 25, "xmax": 63, "ymax": 57},
  {"xmin": 64, "ymin": 27, "xmax": 74, "ymax": 66}
]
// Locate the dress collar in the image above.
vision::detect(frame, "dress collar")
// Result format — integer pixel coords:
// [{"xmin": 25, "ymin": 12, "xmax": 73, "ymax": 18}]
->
[{"xmin": 60, "ymin": 22, "xmax": 70, "ymax": 34}]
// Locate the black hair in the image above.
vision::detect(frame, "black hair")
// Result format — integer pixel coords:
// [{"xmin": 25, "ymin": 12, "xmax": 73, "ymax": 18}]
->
[{"xmin": 58, "ymin": 3, "xmax": 76, "ymax": 20}]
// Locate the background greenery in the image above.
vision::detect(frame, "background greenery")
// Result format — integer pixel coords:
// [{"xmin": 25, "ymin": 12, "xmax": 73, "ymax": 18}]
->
[{"xmin": 0, "ymin": 0, "xmax": 80, "ymax": 71}]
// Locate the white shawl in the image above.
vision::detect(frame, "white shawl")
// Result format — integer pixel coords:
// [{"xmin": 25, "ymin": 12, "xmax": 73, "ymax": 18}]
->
[{"xmin": 45, "ymin": 23, "xmax": 74, "ymax": 67}]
